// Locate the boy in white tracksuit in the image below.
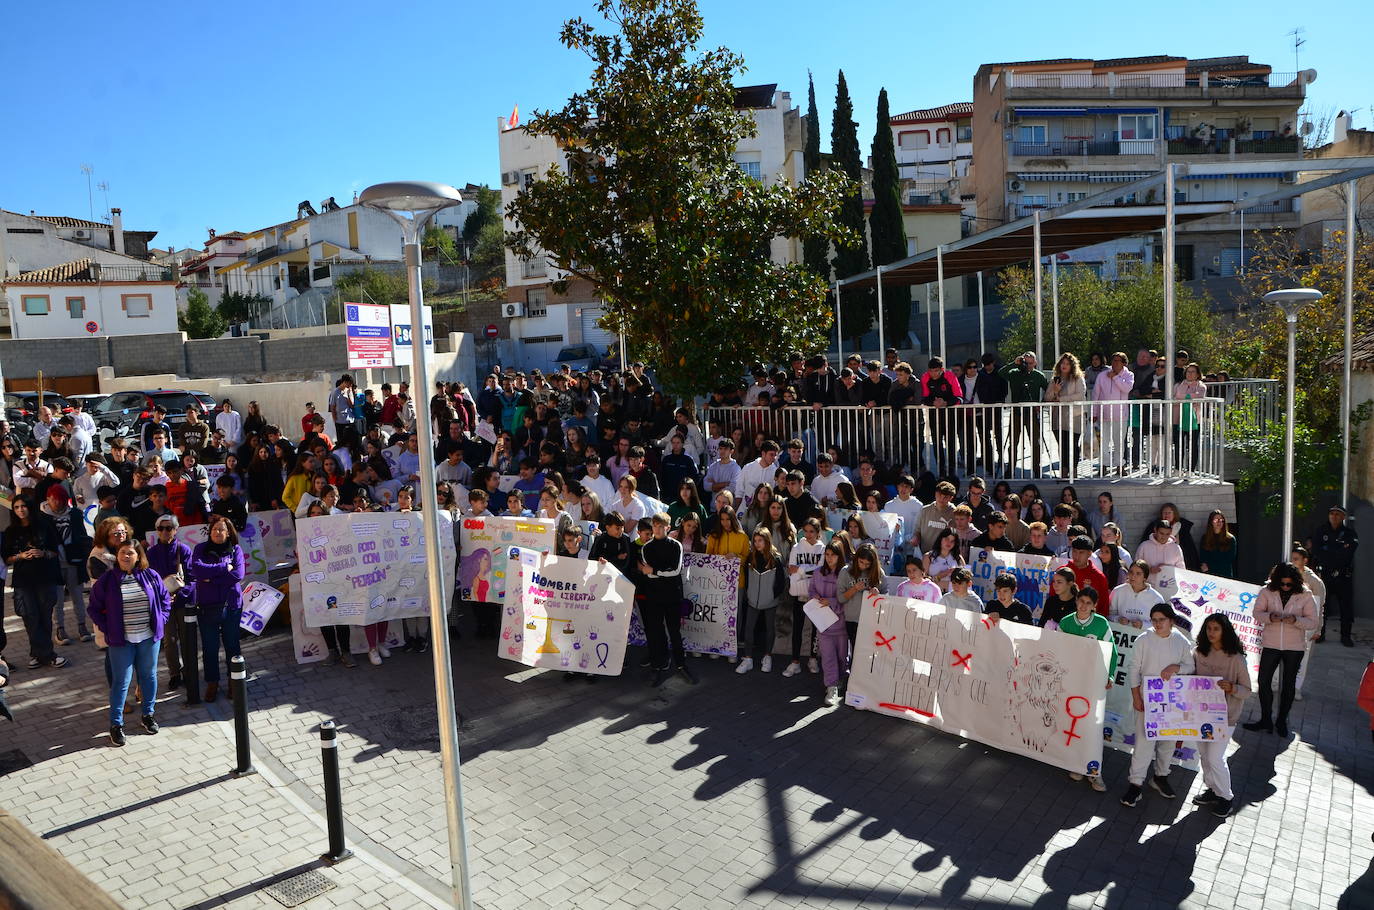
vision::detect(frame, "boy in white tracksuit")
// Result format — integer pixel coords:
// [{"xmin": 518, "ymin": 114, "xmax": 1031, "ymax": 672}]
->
[{"xmin": 1121, "ymin": 602, "xmax": 1195, "ymax": 807}]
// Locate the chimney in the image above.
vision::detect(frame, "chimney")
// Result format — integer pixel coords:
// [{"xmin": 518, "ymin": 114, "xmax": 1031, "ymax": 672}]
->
[
  {"xmin": 111, "ymin": 207, "xmax": 125, "ymax": 254},
  {"xmin": 1334, "ymin": 111, "xmax": 1353, "ymax": 146}
]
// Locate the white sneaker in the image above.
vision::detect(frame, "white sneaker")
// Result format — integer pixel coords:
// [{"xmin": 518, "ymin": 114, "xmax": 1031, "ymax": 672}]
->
[
  {"xmin": 1068, "ymin": 772, "xmax": 1084, "ymax": 781},
  {"xmin": 760, "ymin": 655, "xmax": 772, "ymax": 673},
  {"xmin": 368, "ymin": 649, "xmax": 382, "ymax": 666},
  {"xmin": 782, "ymin": 661, "xmax": 802, "ymax": 678},
  {"xmin": 735, "ymin": 657, "xmax": 754, "ymax": 674},
  {"xmin": 378, "ymin": 645, "xmax": 391, "ymax": 659},
  {"xmin": 1089, "ymin": 775, "xmax": 1107, "ymax": 792},
  {"xmin": 823, "ymin": 685, "xmax": 840, "ymax": 706},
  {"xmin": 1295, "ymin": 691, "xmax": 1304, "ymax": 701},
  {"xmin": 807, "ymin": 657, "xmax": 819, "ymax": 674}
]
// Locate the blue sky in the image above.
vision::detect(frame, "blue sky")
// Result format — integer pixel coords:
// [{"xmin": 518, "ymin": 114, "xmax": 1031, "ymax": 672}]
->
[{"xmin": 2, "ymin": 0, "xmax": 1369, "ymax": 251}]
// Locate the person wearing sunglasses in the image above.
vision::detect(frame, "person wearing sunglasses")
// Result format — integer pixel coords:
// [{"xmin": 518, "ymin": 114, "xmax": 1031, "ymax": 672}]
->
[{"xmin": 1244, "ymin": 562, "xmax": 1318, "ymax": 737}]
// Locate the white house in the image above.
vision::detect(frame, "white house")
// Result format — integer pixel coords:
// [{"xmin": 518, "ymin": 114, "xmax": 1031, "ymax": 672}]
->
[
  {"xmin": 888, "ymin": 101, "xmax": 975, "ymax": 220},
  {"xmin": 2, "ymin": 257, "xmax": 178, "ymax": 339},
  {"xmin": 1, "ymin": 208, "xmax": 161, "ymax": 279},
  {"xmin": 496, "ymin": 83, "xmax": 805, "ymax": 371}
]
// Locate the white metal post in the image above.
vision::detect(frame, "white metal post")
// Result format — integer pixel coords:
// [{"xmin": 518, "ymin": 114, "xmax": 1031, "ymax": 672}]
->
[
  {"xmin": 976, "ymin": 270, "xmax": 986, "ymax": 357},
  {"xmin": 1266, "ymin": 288, "xmax": 1322, "ymax": 559},
  {"xmin": 876, "ymin": 266, "xmax": 886, "ymax": 359},
  {"xmin": 1342, "ymin": 182, "xmax": 1356, "ymax": 508},
  {"xmin": 1163, "ymin": 163, "xmax": 1177, "ymax": 405},
  {"xmin": 925, "ymin": 285, "xmax": 933, "ymax": 356},
  {"xmin": 834, "ymin": 280, "xmax": 843, "ymax": 364},
  {"xmin": 1032, "ymin": 211, "xmax": 1043, "ymax": 364},
  {"xmin": 1050, "ymin": 254, "xmax": 1060, "ymax": 359},
  {"xmin": 937, "ymin": 244, "xmax": 947, "ymax": 362}
]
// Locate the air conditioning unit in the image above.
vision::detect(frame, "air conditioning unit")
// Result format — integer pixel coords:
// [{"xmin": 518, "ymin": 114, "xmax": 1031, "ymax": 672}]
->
[
  {"xmin": 1009, "ymin": 179, "xmax": 1023, "ymax": 192},
  {"xmin": 503, "ymin": 302, "xmax": 526, "ymax": 318},
  {"xmin": 1280, "ymin": 173, "xmax": 1297, "ymax": 184},
  {"xmin": 73, "ymin": 229, "xmax": 90, "ymax": 239},
  {"xmin": 501, "ymin": 170, "xmax": 522, "ymax": 186}
]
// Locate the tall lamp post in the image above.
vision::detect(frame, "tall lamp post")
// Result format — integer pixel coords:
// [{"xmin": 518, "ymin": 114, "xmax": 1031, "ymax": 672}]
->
[
  {"xmin": 360, "ymin": 181, "xmax": 473, "ymax": 910},
  {"xmin": 1264, "ymin": 287, "xmax": 1323, "ymax": 559}
]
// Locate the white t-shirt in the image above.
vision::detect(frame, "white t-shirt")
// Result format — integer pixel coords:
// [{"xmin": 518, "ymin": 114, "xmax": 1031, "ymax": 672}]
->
[
  {"xmin": 1110, "ymin": 582, "xmax": 1164, "ymax": 626},
  {"xmin": 787, "ymin": 538, "xmax": 826, "ymax": 596},
  {"xmin": 580, "ymin": 472, "xmax": 616, "ymax": 509},
  {"xmin": 886, "ymin": 495, "xmax": 924, "ymax": 545},
  {"xmin": 809, "ymin": 469, "xmax": 846, "ymax": 505}
]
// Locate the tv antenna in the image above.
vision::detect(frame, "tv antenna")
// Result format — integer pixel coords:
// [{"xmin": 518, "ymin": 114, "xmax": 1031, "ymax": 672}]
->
[
  {"xmin": 96, "ymin": 181, "xmax": 111, "ymax": 222},
  {"xmin": 1287, "ymin": 26, "xmax": 1306, "ymax": 73},
  {"xmin": 80, "ymin": 164, "xmax": 94, "ymax": 220}
]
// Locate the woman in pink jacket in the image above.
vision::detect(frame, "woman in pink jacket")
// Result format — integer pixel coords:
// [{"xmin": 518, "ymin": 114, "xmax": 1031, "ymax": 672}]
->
[
  {"xmin": 1243, "ymin": 562, "xmax": 1318, "ymax": 737},
  {"xmin": 1172, "ymin": 363, "xmax": 1208, "ymax": 473}
]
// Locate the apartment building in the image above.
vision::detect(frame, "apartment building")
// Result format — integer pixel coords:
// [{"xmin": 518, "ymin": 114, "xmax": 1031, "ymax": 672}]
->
[
  {"xmin": 2, "ymin": 257, "xmax": 178, "ymax": 339},
  {"xmin": 888, "ymin": 102, "xmax": 976, "ymax": 221},
  {"xmin": 972, "ymin": 55, "xmax": 1312, "ymax": 278},
  {"xmin": 497, "ymin": 84, "xmax": 806, "ymax": 370}
]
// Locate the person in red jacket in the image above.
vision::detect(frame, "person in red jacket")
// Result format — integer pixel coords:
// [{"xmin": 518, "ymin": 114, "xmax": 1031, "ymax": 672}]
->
[
  {"xmin": 1065, "ymin": 536, "xmax": 1112, "ymax": 616},
  {"xmin": 1358, "ymin": 658, "xmax": 1374, "ymax": 746}
]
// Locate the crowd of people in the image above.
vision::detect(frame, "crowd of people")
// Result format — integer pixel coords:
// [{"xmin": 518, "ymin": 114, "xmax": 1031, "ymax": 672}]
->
[{"xmin": 0, "ymin": 350, "xmax": 1359, "ymax": 808}]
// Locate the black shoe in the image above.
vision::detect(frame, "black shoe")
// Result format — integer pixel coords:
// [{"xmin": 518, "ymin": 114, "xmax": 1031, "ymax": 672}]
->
[
  {"xmin": 639, "ymin": 657, "xmax": 654, "ymax": 669},
  {"xmin": 1211, "ymin": 798, "xmax": 1234, "ymax": 818},
  {"xmin": 1276, "ymin": 719, "xmax": 1289, "ymax": 737},
  {"xmin": 1192, "ymin": 788, "xmax": 1220, "ymax": 805},
  {"xmin": 677, "ymin": 663, "xmax": 698, "ymax": 685},
  {"xmin": 141, "ymin": 714, "xmax": 159, "ymax": 735},
  {"xmin": 110, "ymin": 725, "xmax": 126, "ymax": 747},
  {"xmin": 204, "ymin": 682, "xmax": 219, "ymax": 703},
  {"xmin": 415, "ymin": 639, "xmax": 429, "ymax": 654},
  {"xmin": 1120, "ymin": 784, "xmax": 1142, "ymax": 807},
  {"xmin": 1242, "ymin": 719, "xmax": 1272, "ymax": 733},
  {"xmin": 650, "ymin": 666, "xmax": 673, "ymax": 687},
  {"xmin": 169, "ymin": 675, "xmax": 182, "ymax": 690},
  {"xmin": 1150, "ymin": 775, "xmax": 1177, "ymax": 799},
  {"xmin": 1342, "ymin": 637, "xmax": 1355, "ymax": 647}
]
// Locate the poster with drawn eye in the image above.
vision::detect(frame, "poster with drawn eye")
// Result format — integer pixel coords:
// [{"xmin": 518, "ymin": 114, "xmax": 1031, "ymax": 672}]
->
[
  {"xmin": 499, "ymin": 547, "xmax": 634, "ymax": 676},
  {"xmin": 846, "ymin": 594, "xmax": 1112, "ymax": 776},
  {"xmin": 968, "ymin": 548, "xmax": 1056, "ymax": 614},
  {"xmin": 295, "ymin": 510, "xmax": 457, "ymax": 626},
  {"xmin": 628, "ymin": 552, "xmax": 740, "ymax": 656},
  {"xmin": 458, "ymin": 515, "xmax": 556, "ymax": 604}
]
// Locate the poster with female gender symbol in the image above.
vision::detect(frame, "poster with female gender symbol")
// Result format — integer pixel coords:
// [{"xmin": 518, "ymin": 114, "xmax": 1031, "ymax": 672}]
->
[
  {"xmin": 846, "ymin": 593, "xmax": 1113, "ymax": 776},
  {"xmin": 499, "ymin": 547, "xmax": 635, "ymax": 676}
]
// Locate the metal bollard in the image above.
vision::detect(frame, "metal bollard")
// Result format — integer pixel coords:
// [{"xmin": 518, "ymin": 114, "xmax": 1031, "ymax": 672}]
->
[
  {"xmin": 228, "ymin": 655, "xmax": 255, "ymax": 777},
  {"xmin": 319, "ymin": 721, "xmax": 353, "ymax": 864},
  {"xmin": 182, "ymin": 606, "xmax": 202, "ymax": 707}
]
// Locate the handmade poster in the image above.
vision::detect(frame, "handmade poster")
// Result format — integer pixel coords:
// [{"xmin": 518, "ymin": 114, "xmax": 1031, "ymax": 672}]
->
[
  {"xmin": 204, "ymin": 463, "xmax": 227, "ymax": 490},
  {"xmin": 296, "ymin": 510, "xmax": 457, "ymax": 626},
  {"xmin": 458, "ymin": 515, "xmax": 556, "ymax": 604},
  {"xmin": 239, "ymin": 581, "xmax": 285, "ymax": 635},
  {"xmin": 288, "ymin": 575, "xmax": 328, "ymax": 664},
  {"xmin": 1143, "ymin": 675, "xmax": 1229, "ymax": 742},
  {"xmin": 575, "ymin": 519, "xmax": 599, "ymax": 559},
  {"xmin": 1100, "ymin": 620, "xmax": 1198, "ymax": 769},
  {"xmin": 499, "ymin": 547, "xmax": 634, "ymax": 675},
  {"xmin": 248, "ymin": 509, "xmax": 298, "ymax": 571},
  {"xmin": 968, "ymin": 548, "xmax": 1055, "ymax": 614},
  {"xmin": 826, "ymin": 510, "xmax": 902, "ymax": 571},
  {"xmin": 631, "ymin": 552, "xmax": 741, "ymax": 656},
  {"xmin": 1156, "ymin": 567, "xmax": 1262, "ymax": 680},
  {"xmin": 847, "ymin": 593, "xmax": 1112, "ymax": 776}
]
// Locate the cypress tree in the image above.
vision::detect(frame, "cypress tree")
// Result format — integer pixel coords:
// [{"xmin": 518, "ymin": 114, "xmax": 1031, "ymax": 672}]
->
[
  {"xmin": 802, "ymin": 71, "xmax": 830, "ymax": 279},
  {"xmin": 870, "ymin": 88, "xmax": 911, "ymax": 343},
  {"xmin": 830, "ymin": 69, "xmax": 873, "ymax": 342}
]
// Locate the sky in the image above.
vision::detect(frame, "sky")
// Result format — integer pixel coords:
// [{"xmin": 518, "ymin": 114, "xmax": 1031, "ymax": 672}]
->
[{"xmin": 2, "ymin": 0, "xmax": 1371, "ymax": 252}]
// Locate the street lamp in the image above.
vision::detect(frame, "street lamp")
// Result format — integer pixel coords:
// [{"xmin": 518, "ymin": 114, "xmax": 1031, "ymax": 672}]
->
[
  {"xmin": 1264, "ymin": 287, "xmax": 1323, "ymax": 560},
  {"xmin": 360, "ymin": 181, "xmax": 472, "ymax": 910}
]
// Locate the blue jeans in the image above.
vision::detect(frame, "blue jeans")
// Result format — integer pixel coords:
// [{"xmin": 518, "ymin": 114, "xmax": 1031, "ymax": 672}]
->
[
  {"xmin": 109, "ymin": 638, "xmax": 160, "ymax": 726},
  {"xmin": 199, "ymin": 606, "xmax": 242, "ymax": 683}
]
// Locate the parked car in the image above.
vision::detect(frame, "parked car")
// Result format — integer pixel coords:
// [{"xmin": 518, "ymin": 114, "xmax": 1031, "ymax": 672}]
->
[
  {"xmin": 89, "ymin": 389, "xmax": 218, "ymax": 447},
  {"xmin": 554, "ymin": 343, "xmax": 622, "ymax": 374}
]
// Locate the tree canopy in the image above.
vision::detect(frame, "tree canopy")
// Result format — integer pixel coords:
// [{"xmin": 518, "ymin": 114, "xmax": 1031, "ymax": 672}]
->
[
  {"xmin": 178, "ymin": 287, "xmax": 226, "ymax": 339},
  {"xmin": 505, "ymin": 0, "xmax": 853, "ymax": 396}
]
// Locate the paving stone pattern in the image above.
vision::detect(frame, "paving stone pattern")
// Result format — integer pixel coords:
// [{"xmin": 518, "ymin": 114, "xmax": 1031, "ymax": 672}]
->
[{"xmin": 2, "ymin": 605, "xmax": 1374, "ymax": 909}]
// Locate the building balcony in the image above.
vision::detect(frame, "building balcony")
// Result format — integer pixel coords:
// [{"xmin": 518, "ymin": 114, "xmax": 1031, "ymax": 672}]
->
[
  {"xmin": 1010, "ymin": 139, "xmax": 1162, "ymax": 158},
  {"xmin": 1004, "ymin": 71, "xmax": 1306, "ymax": 101},
  {"xmin": 1166, "ymin": 136, "xmax": 1301, "ymax": 156}
]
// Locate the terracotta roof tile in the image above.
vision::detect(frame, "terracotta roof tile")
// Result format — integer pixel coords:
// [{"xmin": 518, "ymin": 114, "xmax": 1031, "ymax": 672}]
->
[
  {"xmin": 891, "ymin": 102, "xmax": 973, "ymax": 123},
  {"xmin": 1325, "ymin": 328, "xmax": 1374, "ymax": 371},
  {"xmin": 29, "ymin": 215, "xmax": 112, "ymax": 231},
  {"xmin": 5, "ymin": 258, "xmax": 96, "ymax": 284}
]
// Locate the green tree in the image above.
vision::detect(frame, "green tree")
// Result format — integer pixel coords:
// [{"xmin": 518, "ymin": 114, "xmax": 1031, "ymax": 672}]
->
[
  {"xmin": 216, "ymin": 290, "xmax": 271, "ymax": 326},
  {"xmin": 505, "ymin": 0, "xmax": 854, "ymax": 397},
  {"xmin": 178, "ymin": 287, "xmax": 227, "ymax": 339},
  {"xmin": 801, "ymin": 71, "xmax": 830, "ymax": 279},
  {"xmin": 997, "ymin": 263, "xmax": 1217, "ymax": 364},
  {"xmin": 462, "ymin": 186, "xmax": 501, "ymax": 246},
  {"xmin": 829, "ymin": 69, "xmax": 872, "ymax": 343},
  {"xmin": 334, "ymin": 266, "xmax": 412, "ymax": 307},
  {"xmin": 422, "ymin": 226, "xmax": 457, "ymax": 264},
  {"xmin": 869, "ymin": 87, "xmax": 909, "ymax": 341}
]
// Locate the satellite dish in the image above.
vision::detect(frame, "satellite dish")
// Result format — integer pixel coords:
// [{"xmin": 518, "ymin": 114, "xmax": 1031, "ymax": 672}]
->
[
  {"xmin": 1300, "ymin": 68, "xmax": 1318, "ymax": 85},
  {"xmin": 1300, "ymin": 121, "xmax": 1314, "ymax": 136}
]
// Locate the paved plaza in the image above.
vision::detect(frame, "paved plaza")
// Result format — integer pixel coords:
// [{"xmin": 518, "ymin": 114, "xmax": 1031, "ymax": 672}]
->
[{"xmin": 2, "ymin": 606, "xmax": 1373, "ymax": 909}]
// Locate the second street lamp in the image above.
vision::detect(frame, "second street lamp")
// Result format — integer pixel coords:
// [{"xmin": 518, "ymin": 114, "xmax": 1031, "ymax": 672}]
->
[{"xmin": 1263, "ymin": 287, "xmax": 1323, "ymax": 561}]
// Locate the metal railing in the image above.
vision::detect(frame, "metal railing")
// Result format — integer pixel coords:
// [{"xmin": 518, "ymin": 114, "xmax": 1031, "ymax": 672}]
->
[
  {"xmin": 93, "ymin": 263, "xmax": 175, "ymax": 282},
  {"xmin": 700, "ymin": 399, "xmax": 1227, "ymax": 483},
  {"xmin": 1208, "ymin": 379, "xmax": 1278, "ymax": 435},
  {"xmin": 1011, "ymin": 140, "xmax": 1135, "ymax": 157}
]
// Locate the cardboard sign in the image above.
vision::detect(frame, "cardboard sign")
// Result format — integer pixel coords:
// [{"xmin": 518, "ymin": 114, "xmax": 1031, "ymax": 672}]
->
[
  {"xmin": 239, "ymin": 581, "xmax": 285, "ymax": 635},
  {"xmin": 499, "ymin": 548, "xmax": 634, "ymax": 675},
  {"xmin": 1143, "ymin": 675, "xmax": 1229, "ymax": 742},
  {"xmin": 458, "ymin": 514, "xmax": 556, "ymax": 604}
]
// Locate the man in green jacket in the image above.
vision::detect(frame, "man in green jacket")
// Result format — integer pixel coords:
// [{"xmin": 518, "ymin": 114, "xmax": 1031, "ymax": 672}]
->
[{"xmin": 1000, "ymin": 352, "xmax": 1049, "ymax": 477}]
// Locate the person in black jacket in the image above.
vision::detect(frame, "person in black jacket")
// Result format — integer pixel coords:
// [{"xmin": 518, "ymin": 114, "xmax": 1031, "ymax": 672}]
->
[
  {"xmin": 973, "ymin": 354, "xmax": 1009, "ymax": 476},
  {"xmin": 637, "ymin": 513, "xmax": 696, "ymax": 687},
  {"xmin": 1310, "ymin": 504, "xmax": 1359, "ymax": 645},
  {"xmin": 832, "ymin": 369, "xmax": 865, "ymax": 407},
  {"xmin": 3, "ymin": 496, "xmax": 68, "ymax": 669}
]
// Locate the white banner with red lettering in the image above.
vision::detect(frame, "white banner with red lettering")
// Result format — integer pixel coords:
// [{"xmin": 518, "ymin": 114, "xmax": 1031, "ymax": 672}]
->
[{"xmin": 846, "ymin": 593, "xmax": 1112, "ymax": 775}]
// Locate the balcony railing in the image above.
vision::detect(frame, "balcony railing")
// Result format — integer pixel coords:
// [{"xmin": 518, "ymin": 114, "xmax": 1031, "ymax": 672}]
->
[
  {"xmin": 699, "ymin": 399, "xmax": 1228, "ymax": 483},
  {"xmin": 1010, "ymin": 139, "xmax": 1158, "ymax": 157},
  {"xmin": 93, "ymin": 263, "xmax": 175, "ymax": 282},
  {"xmin": 249, "ymin": 244, "xmax": 280, "ymax": 265},
  {"xmin": 1167, "ymin": 136, "xmax": 1300, "ymax": 155},
  {"xmin": 1006, "ymin": 71, "xmax": 1303, "ymax": 94}
]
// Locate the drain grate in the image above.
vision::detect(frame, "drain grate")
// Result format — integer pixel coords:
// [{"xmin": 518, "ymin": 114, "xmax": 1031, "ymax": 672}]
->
[
  {"xmin": 263, "ymin": 869, "xmax": 335, "ymax": 907},
  {"xmin": 0, "ymin": 749, "xmax": 33, "ymax": 776}
]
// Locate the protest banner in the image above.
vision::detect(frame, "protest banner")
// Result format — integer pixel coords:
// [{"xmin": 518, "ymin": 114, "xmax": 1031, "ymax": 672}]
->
[
  {"xmin": 296, "ymin": 510, "xmax": 456, "ymax": 627},
  {"xmin": 847, "ymin": 593, "xmax": 1112, "ymax": 776},
  {"xmin": 248, "ymin": 509, "xmax": 298, "ymax": 571},
  {"xmin": 968, "ymin": 548, "xmax": 1056, "ymax": 614},
  {"xmin": 1143, "ymin": 675, "xmax": 1229, "ymax": 742},
  {"xmin": 1102, "ymin": 620, "xmax": 1199, "ymax": 769},
  {"xmin": 826, "ymin": 509, "xmax": 902, "ymax": 570},
  {"xmin": 458, "ymin": 515, "xmax": 556, "ymax": 604},
  {"xmin": 239, "ymin": 581, "xmax": 285, "ymax": 635},
  {"xmin": 499, "ymin": 548, "xmax": 634, "ymax": 675},
  {"xmin": 631, "ymin": 552, "xmax": 741, "ymax": 656},
  {"xmin": 288, "ymin": 575, "xmax": 328, "ymax": 664},
  {"xmin": 1156, "ymin": 567, "xmax": 1262, "ymax": 680}
]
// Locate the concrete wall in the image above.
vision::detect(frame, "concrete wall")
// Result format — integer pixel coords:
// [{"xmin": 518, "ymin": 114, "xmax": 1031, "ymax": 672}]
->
[
  {"xmin": 262, "ymin": 335, "xmax": 348, "ymax": 374},
  {"xmin": 184, "ymin": 337, "xmax": 263, "ymax": 378},
  {"xmin": 97, "ymin": 367, "xmax": 335, "ymax": 437},
  {"xmin": 108, "ymin": 333, "xmax": 184, "ymax": 375}
]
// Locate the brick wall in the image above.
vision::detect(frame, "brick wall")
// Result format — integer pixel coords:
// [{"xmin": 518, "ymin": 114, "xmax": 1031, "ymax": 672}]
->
[
  {"xmin": 261, "ymin": 335, "xmax": 348, "ymax": 374},
  {"xmin": 183, "ymin": 337, "xmax": 263, "ymax": 378},
  {"xmin": 0, "ymin": 336, "xmax": 111, "ymax": 378},
  {"xmin": 107, "ymin": 333, "xmax": 183, "ymax": 375}
]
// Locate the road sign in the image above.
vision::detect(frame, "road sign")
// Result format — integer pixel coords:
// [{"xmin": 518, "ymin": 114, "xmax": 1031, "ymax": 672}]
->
[
  {"xmin": 345, "ymin": 302, "xmax": 394, "ymax": 368},
  {"xmin": 484, "ymin": 324, "xmax": 499, "ymax": 339},
  {"xmin": 85, "ymin": 321, "xmax": 99, "ymax": 334}
]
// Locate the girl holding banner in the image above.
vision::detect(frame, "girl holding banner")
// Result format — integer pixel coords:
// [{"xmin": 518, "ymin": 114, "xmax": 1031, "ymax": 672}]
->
[{"xmin": 1192, "ymin": 614, "xmax": 1252, "ymax": 818}]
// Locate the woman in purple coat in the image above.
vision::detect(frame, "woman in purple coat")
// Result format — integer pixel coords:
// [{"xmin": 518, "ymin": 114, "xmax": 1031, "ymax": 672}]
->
[
  {"xmin": 187, "ymin": 514, "xmax": 247, "ymax": 703},
  {"xmin": 87, "ymin": 540, "xmax": 172, "ymax": 746}
]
